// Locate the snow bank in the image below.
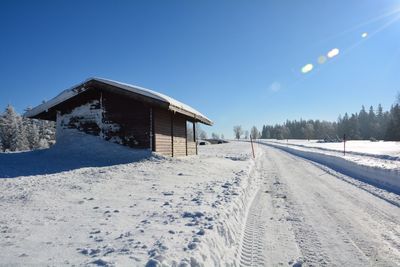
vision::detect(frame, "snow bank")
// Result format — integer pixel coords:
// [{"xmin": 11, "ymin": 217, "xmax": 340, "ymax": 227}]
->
[
  {"xmin": 0, "ymin": 129, "xmax": 151, "ymax": 178},
  {"xmin": 260, "ymin": 141, "xmax": 400, "ymax": 194},
  {"xmin": 266, "ymin": 139, "xmax": 400, "ymax": 160}
]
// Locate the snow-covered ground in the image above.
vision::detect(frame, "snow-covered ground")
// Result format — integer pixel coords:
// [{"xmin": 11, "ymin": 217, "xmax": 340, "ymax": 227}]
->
[
  {"xmin": 264, "ymin": 139, "xmax": 400, "ymax": 158},
  {"xmin": 262, "ymin": 139, "xmax": 400, "ymax": 165},
  {"xmin": 1, "ymin": 133, "xmax": 400, "ymax": 266},
  {"xmin": 240, "ymin": 146, "xmax": 400, "ymax": 266},
  {"xmin": 0, "ymin": 131, "xmax": 262, "ymax": 266},
  {"xmin": 258, "ymin": 139, "xmax": 400, "ymax": 194}
]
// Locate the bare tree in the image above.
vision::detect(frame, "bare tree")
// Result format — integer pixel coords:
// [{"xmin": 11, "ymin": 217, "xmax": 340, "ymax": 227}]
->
[
  {"xmin": 199, "ymin": 130, "xmax": 207, "ymax": 140},
  {"xmin": 250, "ymin": 126, "xmax": 260, "ymax": 139},
  {"xmin": 211, "ymin": 133, "xmax": 219, "ymax": 139},
  {"xmin": 233, "ymin": 125, "xmax": 243, "ymax": 139},
  {"xmin": 195, "ymin": 124, "xmax": 208, "ymax": 140}
]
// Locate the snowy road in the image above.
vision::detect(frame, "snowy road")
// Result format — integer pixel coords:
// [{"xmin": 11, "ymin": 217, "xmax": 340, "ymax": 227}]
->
[{"xmin": 239, "ymin": 145, "xmax": 400, "ymax": 266}]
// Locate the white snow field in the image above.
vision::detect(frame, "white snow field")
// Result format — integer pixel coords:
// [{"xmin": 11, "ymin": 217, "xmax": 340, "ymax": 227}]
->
[
  {"xmin": 1, "ymin": 133, "xmax": 400, "ymax": 266},
  {"xmin": 263, "ymin": 139, "xmax": 400, "ymax": 158},
  {"xmin": 0, "ymin": 131, "xmax": 262, "ymax": 266},
  {"xmin": 259, "ymin": 139, "xmax": 400, "ymax": 194}
]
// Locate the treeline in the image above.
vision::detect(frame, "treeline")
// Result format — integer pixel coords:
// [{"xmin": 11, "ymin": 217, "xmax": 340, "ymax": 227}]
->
[
  {"xmin": 0, "ymin": 105, "xmax": 56, "ymax": 152},
  {"xmin": 261, "ymin": 100, "xmax": 400, "ymax": 141}
]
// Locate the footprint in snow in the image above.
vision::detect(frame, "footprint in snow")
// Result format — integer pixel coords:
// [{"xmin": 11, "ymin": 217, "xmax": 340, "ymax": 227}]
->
[
  {"xmin": 187, "ymin": 242, "xmax": 197, "ymax": 250},
  {"xmin": 90, "ymin": 258, "xmax": 111, "ymax": 266},
  {"xmin": 94, "ymin": 237, "xmax": 103, "ymax": 242},
  {"xmin": 77, "ymin": 248, "xmax": 100, "ymax": 256},
  {"xmin": 196, "ymin": 229, "xmax": 205, "ymax": 236}
]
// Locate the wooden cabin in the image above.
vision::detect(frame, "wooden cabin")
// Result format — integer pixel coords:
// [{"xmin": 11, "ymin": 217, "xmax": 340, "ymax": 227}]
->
[{"xmin": 25, "ymin": 78, "xmax": 213, "ymax": 156}]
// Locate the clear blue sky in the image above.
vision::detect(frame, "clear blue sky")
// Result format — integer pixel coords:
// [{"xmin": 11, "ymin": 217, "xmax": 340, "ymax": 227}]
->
[{"xmin": 1, "ymin": 0, "xmax": 400, "ymax": 138}]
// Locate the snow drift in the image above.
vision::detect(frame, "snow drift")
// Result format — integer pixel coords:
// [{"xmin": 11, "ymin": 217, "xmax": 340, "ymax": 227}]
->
[
  {"xmin": 260, "ymin": 141, "xmax": 400, "ymax": 194},
  {"xmin": 0, "ymin": 129, "xmax": 151, "ymax": 178}
]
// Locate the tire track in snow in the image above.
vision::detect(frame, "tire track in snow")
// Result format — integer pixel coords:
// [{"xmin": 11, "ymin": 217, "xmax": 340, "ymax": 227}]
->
[
  {"xmin": 267, "ymin": 146, "xmax": 400, "ymax": 266},
  {"xmin": 238, "ymin": 153, "xmax": 302, "ymax": 267},
  {"xmin": 238, "ymin": 145, "xmax": 400, "ymax": 266},
  {"xmin": 238, "ymin": 184, "xmax": 267, "ymax": 266},
  {"xmin": 267, "ymin": 157, "xmax": 330, "ymax": 266}
]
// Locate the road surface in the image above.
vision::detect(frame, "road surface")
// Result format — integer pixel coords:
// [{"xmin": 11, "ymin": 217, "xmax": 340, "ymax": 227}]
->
[{"xmin": 239, "ymin": 145, "xmax": 400, "ymax": 266}]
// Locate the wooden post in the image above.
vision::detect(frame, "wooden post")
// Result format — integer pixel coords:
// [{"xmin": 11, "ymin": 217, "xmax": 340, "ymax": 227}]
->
[
  {"xmin": 171, "ymin": 112, "xmax": 174, "ymax": 157},
  {"xmin": 194, "ymin": 122, "xmax": 198, "ymax": 155},
  {"xmin": 149, "ymin": 107, "xmax": 153, "ymax": 151},
  {"xmin": 185, "ymin": 120, "xmax": 188, "ymax": 156},
  {"xmin": 250, "ymin": 135, "xmax": 255, "ymax": 159},
  {"xmin": 343, "ymin": 134, "xmax": 346, "ymax": 156},
  {"xmin": 99, "ymin": 92, "xmax": 104, "ymax": 139}
]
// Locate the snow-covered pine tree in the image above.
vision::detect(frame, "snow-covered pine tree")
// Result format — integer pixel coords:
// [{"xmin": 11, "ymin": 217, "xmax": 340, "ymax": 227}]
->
[
  {"xmin": 11, "ymin": 117, "xmax": 30, "ymax": 151},
  {"xmin": 25, "ymin": 118, "xmax": 41, "ymax": 149},
  {"xmin": 0, "ymin": 105, "xmax": 27, "ymax": 151},
  {"xmin": 37, "ymin": 119, "xmax": 56, "ymax": 148}
]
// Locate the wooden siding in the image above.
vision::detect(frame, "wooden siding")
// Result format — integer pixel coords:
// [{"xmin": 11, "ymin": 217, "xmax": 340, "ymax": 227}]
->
[
  {"xmin": 173, "ymin": 115, "xmax": 187, "ymax": 157},
  {"xmin": 186, "ymin": 121, "xmax": 197, "ymax": 155},
  {"xmin": 102, "ymin": 91, "xmax": 150, "ymax": 149},
  {"xmin": 187, "ymin": 141, "xmax": 197, "ymax": 155},
  {"xmin": 153, "ymin": 108, "xmax": 173, "ymax": 156},
  {"xmin": 51, "ymin": 86, "xmax": 200, "ymax": 156},
  {"xmin": 55, "ymin": 88, "xmax": 151, "ymax": 149}
]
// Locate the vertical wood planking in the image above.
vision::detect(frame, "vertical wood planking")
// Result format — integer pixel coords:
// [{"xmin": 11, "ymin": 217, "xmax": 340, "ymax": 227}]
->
[
  {"xmin": 153, "ymin": 108, "xmax": 173, "ymax": 156},
  {"xmin": 172, "ymin": 115, "xmax": 187, "ymax": 157}
]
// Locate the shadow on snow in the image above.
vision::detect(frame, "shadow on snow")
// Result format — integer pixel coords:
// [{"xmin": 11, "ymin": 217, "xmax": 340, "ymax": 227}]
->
[{"xmin": 0, "ymin": 130, "xmax": 152, "ymax": 178}]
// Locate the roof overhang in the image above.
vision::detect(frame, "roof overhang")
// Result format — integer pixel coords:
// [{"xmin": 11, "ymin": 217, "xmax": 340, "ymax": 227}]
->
[{"xmin": 25, "ymin": 78, "xmax": 213, "ymax": 126}]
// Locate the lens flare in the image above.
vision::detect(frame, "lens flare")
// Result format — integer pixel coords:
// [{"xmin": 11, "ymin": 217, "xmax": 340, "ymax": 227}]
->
[
  {"xmin": 318, "ymin": 56, "xmax": 327, "ymax": 64},
  {"xmin": 361, "ymin": 32, "xmax": 368, "ymax": 38},
  {"xmin": 301, "ymin": 64, "xmax": 314, "ymax": 73},
  {"xmin": 327, "ymin": 48, "xmax": 340, "ymax": 58}
]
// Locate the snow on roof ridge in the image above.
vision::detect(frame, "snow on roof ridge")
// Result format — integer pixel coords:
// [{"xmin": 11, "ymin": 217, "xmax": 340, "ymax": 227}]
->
[{"xmin": 25, "ymin": 77, "xmax": 213, "ymax": 125}]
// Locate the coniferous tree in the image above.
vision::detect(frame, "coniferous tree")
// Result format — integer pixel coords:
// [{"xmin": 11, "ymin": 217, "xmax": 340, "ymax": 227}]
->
[
  {"xmin": 0, "ymin": 105, "xmax": 21, "ymax": 151},
  {"xmin": 386, "ymin": 104, "xmax": 400, "ymax": 141},
  {"xmin": 26, "ymin": 119, "xmax": 41, "ymax": 149},
  {"xmin": 259, "ymin": 96, "xmax": 400, "ymax": 141},
  {"xmin": 0, "ymin": 104, "xmax": 56, "ymax": 152}
]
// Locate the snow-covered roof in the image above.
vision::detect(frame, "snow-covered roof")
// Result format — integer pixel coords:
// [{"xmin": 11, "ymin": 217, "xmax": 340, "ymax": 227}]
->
[{"xmin": 25, "ymin": 77, "xmax": 213, "ymax": 125}]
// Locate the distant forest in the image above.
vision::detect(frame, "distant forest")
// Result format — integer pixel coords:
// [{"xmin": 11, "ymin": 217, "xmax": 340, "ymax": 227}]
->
[{"xmin": 261, "ymin": 94, "xmax": 400, "ymax": 141}]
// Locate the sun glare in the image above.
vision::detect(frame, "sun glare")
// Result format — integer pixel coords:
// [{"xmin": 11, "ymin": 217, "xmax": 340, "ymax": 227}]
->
[
  {"xmin": 327, "ymin": 48, "xmax": 340, "ymax": 58},
  {"xmin": 301, "ymin": 64, "xmax": 313, "ymax": 74},
  {"xmin": 318, "ymin": 56, "xmax": 327, "ymax": 64}
]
